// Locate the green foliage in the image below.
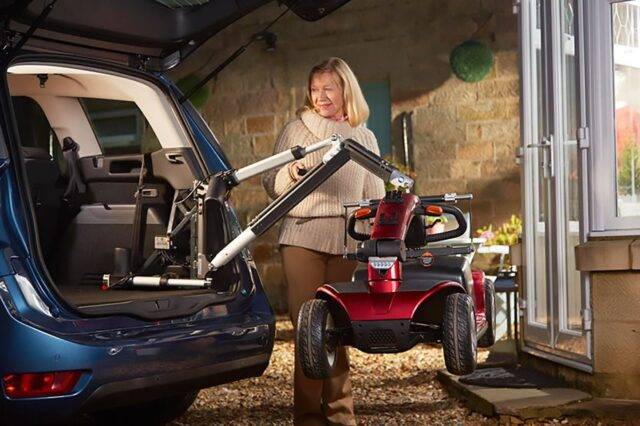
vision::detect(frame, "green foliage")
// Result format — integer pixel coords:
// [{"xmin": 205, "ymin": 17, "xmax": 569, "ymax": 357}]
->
[
  {"xmin": 176, "ymin": 74, "xmax": 210, "ymax": 109},
  {"xmin": 476, "ymin": 215, "xmax": 522, "ymax": 246},
  {"xmin": 617, "ymin": 142, "xmax": 640, "ymax": 196},
  {"xmin": 450, "ymin": 40, "xmax": 494, "ymax": 83}
]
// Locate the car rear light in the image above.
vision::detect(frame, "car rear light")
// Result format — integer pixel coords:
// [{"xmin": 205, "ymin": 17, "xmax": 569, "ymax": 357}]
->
[{"xmin": 3, "ymin": 370, "xmax": 83, "ymax": 398}]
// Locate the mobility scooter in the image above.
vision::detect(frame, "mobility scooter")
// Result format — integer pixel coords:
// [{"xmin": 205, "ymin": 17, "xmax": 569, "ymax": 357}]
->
[{"xmin": 296, "ymin": 191, "xmax": 497, "ymax": 378}]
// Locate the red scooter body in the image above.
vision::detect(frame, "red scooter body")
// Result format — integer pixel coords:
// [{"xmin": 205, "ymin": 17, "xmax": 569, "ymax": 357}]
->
[{"xmin": 314, "ymin": 192, "xmax": 490, "ymax": 354}]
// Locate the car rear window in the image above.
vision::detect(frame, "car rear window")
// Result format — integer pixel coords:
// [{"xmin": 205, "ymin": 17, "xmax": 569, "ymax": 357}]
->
[{"xmin": 81, "ymin": 98, "xmax": 161, "ymax": 155}]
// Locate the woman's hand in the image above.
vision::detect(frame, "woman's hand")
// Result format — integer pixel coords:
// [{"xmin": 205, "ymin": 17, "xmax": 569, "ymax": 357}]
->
[{"xmin": 288, "ymin": 161, "xmax": 307, "ymax": 181}]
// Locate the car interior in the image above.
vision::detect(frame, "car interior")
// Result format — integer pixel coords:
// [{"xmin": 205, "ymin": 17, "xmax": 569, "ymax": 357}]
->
[{"xmin": 7, "ymin": 63, "xmax": 237, "ymax": 313}]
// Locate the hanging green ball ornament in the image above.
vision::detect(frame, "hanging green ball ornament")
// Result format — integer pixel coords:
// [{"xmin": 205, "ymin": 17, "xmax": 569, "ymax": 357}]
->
[
  {"xmin": 176, "ymin": 74, "xmax": 210, "ymax": 109},
  {"xmin": 450, "ymin": 40, "xmax": 494, "ymax": 83}
]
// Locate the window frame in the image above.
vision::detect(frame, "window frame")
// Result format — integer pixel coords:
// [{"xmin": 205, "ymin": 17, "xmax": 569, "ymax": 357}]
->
[
  {"xmin": 80, "ymin": 98, "xmax": 160, "ymax": 156},
  {"xmin": 587, "ymin": 0, "xmax": 640, "ymax": 235}
]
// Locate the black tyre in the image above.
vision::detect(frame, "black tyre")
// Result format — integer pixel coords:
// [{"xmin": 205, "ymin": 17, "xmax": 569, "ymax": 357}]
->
[
  {"xmin": 478, "ymin": 279, "xmax": 497, "ymax": 348},
  {"xmin": 91, "ymin": 390, "xmax": 198, "ymax": 425},
  {"xmin": 296, "ymin": 299, "xmax": 338, "ymax": 380},
  {"xmin": 442, "ymin": 293, "xmax": 477, "ymax": 376}
]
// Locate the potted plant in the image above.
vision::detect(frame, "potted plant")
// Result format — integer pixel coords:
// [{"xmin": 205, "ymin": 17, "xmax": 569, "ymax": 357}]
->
[{"xmin": 475, "ymin": 215, "xmax": 522, "ymax": 275}]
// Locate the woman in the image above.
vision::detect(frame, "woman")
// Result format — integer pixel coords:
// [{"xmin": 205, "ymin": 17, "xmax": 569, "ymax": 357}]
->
[{"xmin": 263, "ymin": 57, "xmax": 385, "ymax": 425}]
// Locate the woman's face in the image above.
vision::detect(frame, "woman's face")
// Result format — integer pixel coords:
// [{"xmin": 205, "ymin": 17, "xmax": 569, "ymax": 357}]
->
[{"xmin": 310, "ymin": 71, "xmax": 345, "ymax": 120}]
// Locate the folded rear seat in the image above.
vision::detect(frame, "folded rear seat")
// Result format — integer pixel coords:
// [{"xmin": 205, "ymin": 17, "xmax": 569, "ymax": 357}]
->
[{"xmin": 21, "ymin": 147, "xmax": 63, "ymax": 257}]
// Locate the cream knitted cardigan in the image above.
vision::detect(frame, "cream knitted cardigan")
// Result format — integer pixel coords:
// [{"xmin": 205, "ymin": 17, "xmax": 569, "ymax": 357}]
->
[{"xmin": 262, "ymin": 110, "xmax": 385, "ymax": 255}]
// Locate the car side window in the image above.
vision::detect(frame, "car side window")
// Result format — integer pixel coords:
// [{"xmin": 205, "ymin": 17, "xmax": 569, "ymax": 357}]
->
[{"xmin": 81, "ymin": 98, "xmax": 161, "ymax": 155}]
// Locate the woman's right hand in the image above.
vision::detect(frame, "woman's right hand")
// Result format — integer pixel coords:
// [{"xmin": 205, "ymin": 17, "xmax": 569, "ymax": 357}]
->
[{"xmin": 288, "ymin": 161, "xmax": 307, "ymax": 181}]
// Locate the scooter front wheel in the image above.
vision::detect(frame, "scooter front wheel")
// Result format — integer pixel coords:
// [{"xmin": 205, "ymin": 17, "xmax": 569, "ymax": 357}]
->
[{"xmin": 296, "ymin": 299, "xmax": 338, "ymax": 380}]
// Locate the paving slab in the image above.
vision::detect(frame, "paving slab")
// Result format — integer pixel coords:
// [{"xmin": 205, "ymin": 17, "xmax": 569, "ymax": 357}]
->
[{"xmin": 437, "ymin": 369, "xmax": 592, "ymax": 419}]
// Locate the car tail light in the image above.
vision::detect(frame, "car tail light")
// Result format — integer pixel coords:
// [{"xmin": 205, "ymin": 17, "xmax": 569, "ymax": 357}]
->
[{"xmin": 3, "ymin": 370, "xmax": 83, "ymax": 398}]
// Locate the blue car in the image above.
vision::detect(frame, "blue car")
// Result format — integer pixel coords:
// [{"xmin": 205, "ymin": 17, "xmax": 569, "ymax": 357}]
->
[{"xmin": 0, "ymin": 1, "xmax": 349, "ymax": 424}]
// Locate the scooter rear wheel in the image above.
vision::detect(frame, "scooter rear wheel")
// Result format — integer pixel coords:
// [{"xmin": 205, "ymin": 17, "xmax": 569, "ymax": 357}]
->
[
  {"xmin": 442, "ymin": 293, "xmax": 477, "ymax": 375},
  {"xmin": 478, "ymin": 279, "xmax": 496, "ymax": 348},
  {"xmin": 296, "ymin": 299, "xmax": 338, "ymax": 380}
]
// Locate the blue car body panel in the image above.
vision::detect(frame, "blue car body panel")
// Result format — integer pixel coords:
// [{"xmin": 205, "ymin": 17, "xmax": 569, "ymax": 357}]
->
[{"xmin": 0, "ymin": 65, "xmax": 275, "ymax": 423}]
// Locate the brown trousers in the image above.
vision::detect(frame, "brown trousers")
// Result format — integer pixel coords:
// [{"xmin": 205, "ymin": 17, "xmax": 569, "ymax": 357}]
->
[{"xmin": 281, "ymin": 245, "xmax": 357, "ymax": 426}]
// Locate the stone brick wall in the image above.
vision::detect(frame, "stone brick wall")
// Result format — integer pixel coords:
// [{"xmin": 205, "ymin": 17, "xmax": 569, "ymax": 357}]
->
[{"xmin": 171, "ymin": 0, "xmax": 521, "ymax": 312}]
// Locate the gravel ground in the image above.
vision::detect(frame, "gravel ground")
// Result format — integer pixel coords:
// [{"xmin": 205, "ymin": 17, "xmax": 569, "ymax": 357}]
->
[{"xmin": 171, "ymin": 318, "xmax": 609, "ymax": 426}]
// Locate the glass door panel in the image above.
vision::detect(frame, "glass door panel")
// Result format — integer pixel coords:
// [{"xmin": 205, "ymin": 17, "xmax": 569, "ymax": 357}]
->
[
  {"xmin": 521, "ymin": 0, "xmax": 590, "ymax": 362},
  {"xmin": 523, "ymin": 0, "xmax": 551, "ymax": 345},
  {"xmin": 556, "ymin": 0, "xmax": 587, "ymax": 356}
]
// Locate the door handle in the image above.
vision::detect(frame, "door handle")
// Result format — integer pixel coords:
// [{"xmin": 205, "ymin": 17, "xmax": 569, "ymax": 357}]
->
[
  {"xmin": 527, "ymin": 135, "xmax": 554, "ymax": 178},
  {"xmin": 165, "ymin": 153, "xmax": 185, "ymax": 164}
]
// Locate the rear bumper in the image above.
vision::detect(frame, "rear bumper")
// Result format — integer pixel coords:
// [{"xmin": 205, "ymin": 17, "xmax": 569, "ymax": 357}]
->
[
  {"xmin": 0, "ymin": 313, "xmax": 275, "ymax": 424},
  {"xmin": 81, "ymin": 351, "xmax": 271, "ymax": 412}
]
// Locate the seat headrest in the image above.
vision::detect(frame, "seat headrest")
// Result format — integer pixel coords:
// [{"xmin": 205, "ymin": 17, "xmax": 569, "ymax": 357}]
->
[{"xmin": 21, "ymin": 146, "xmax": 52, "ymax": 160}]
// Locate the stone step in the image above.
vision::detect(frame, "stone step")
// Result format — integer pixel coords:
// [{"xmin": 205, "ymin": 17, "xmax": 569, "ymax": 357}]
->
[{"xmin": 439, "ymin": 367, "xmax": 640, "ymax": 422}]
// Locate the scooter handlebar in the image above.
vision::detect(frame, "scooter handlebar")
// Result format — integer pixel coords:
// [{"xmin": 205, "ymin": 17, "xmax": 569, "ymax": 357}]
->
[
  {"xmin": 346, "ymin": 208, "xmax": 376, "ymax": 241},
  {"xmin": 424, "ymin": 204, "xmax": 467, "ymax": 243}
]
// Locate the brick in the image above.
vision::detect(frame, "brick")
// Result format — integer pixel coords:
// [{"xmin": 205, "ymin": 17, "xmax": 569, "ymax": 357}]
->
[
  {"xmin": 237, "ymin": 90, "xmax": 287, "ymax": 116},
  {"xmin": 206, "ymin": 95, "xmax": 240, "ymax": 123},
  {"xmin": 253, "ymin": 135, "xmax": 276, "ymax": 157},
  {"xmin": 466, "ymin": 119, "xmax": 519, "ymax": 142},
  {"xmin": 592, "ymin": 272, "xmax": 640, "ymax": 322},
  {"xmin": 493, "ymin": 138, "xmax": 520, "ymax": 160},
  {"xmin": 414, "ymin": 106, "xmax": 466, "ymax": 144},
  {"xmin": 423, "ymin": 179, "xmax": 467, "ymax": 195},
  {"xmin": 451, "ymin": 160, "xmax": 483, "ymax": 180},
  {"xmin": 427, "ymin": 76, "xmax": 479, "ymax": 107},
  {"xmin": 458, "ymin": 141, "xmax": 494, "ymax": 161},
  {"xmin": 426, "ymin": 160, "xmax": 454, "ymax": 180},
  {"xmin": 220, "ymin": 133, "xmax": 252, "ymax": 161},
  {"xmin": 477, "ymin": 78, "xmax": 520, "ymax": 100},
  {"xmin": 481, "ymin": 159, "xmax": 519, "ymax": 177},
  {"xmin": 495, "ymin": 51, "xmax": 519, "ymax": 78},
  {"xmin": 246, "ymin": 115, "xmax": 275, "ymax": 135},
  {"xmin": 224, "ymin": 118, "xmax": 245, "ymax": 135},
  {"xmin": 457, "ymin": 100, "xmax": 519, "ymax": 122},
  {"xmin": 594, "ymin": 317, "xmax": 640, "ymax": 374},
  {"xmin": 415, "ymin": 138, "xmax": 458, "ymax": 161}
]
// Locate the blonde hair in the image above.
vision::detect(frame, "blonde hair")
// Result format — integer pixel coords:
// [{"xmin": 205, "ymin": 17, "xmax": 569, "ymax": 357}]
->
[{"xmin": 302, "ymin": 57, "xmax": 369, "ymax": 127}]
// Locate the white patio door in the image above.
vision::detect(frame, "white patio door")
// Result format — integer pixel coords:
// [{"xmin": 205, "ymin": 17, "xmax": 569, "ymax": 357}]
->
[{"xmin": 519, "ymin": 0, "xmax": 591, "ymax": 368}]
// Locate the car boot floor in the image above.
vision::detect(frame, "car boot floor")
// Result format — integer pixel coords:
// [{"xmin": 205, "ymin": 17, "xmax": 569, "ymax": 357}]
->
[{"xmin": 61, "ymin": 286, "xmax": 211, "ymax": 307}]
